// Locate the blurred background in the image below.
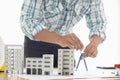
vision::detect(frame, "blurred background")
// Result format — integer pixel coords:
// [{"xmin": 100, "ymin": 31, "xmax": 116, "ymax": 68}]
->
[{"xmin": 0, "ymin": 0, "xmax": 120, "ymax": 71}]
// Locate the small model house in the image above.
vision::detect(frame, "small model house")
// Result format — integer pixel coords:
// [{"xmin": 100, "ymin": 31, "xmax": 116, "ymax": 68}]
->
[
  {"xmin": 58, "ymin": 49, "xmax": 74, "ymax": 76},
  {"xmin": 26, "ymin": 54, "xmax": 54, "ymax": 75}
]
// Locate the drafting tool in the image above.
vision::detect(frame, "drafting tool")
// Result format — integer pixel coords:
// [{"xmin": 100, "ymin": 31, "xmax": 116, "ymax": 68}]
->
[{"xmin": 75, "ymin": 52, "xmax": 88, "ymax": 71}]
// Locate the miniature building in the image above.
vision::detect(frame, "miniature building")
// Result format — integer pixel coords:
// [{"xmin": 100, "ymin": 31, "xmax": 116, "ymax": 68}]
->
[
  {"xmin": 4, "ymin": 45, "xmax": 24, "ymax": 74},
  {"xmin": 26, "ymin": 54, "xmax": 54, "ymax": 75},
  {"xmin": 0, "ymin": 36, "xmax": 5, "ymax": 71},
  {"xmin": 26, "ymin": 58, "xmax": 43, "ymax": 75},
  {"xmin": 58, "ymin": 49, "xmax": 74, "ymax": 76},
  {"xmin": 42, "ymin": 55, "xmax": 54, "ymax": 75}
]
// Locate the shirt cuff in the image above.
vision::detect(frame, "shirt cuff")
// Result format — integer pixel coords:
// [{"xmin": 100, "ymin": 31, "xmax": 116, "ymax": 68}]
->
[
  {"xmin": 23, "ymin": 24, "xmax": 47, "ymax": 41},
  {"xmin": 89, "ymin": 30, "xmax": 106, "ymax": 42}
]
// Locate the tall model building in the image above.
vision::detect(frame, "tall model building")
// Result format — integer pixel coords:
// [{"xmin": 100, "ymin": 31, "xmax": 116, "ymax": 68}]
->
[
  {"xmin": 0, "ymin": 36, "xmax": 5, "ymax": 71},
  {"xmin": 58, "ymin": 49, "xmax": 74, "ymax": 76},
  {"xmin": 4, "ymin": 45, "xmax": 24, "ymax": 74},
  {"xmin": 26, "ymin": 54, "xmax": 54, "ymax": 75}
]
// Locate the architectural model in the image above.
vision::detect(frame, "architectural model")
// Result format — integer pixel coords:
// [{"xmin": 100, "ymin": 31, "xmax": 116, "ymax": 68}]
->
[
  {"xmin": 4, "ymin": 45, "xmax": 24, "ymax": 74},
  {"xmin": 4, "ymin": 45, "xmax": 75, "ymax": 76},
  {"xmin": 58, "ymin": 49, "xmax": 74, "ymax": 76},
  {"xmin": 0, "ymin": 36, "xmax": 5, "ymax": 71},
  {"xmin": 26, "ymin": 54, "xmax": 54, "ymax": 75}
]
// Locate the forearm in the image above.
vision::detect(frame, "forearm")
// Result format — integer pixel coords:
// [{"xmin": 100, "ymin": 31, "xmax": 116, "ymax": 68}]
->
[
  {"xmin": 83, "ymin": 35, "xmax": 103, "ymax": 58},
  {"xmin": 90, "ymin": 35, "xmax": 103, "ymax": 46},
  {"xmin": 34, "ymin": 29, "xmax": 84, "ymax": 50},
  {"xmin": 34, "ymin": 29, "xmax": 61, "ymax": 44}
]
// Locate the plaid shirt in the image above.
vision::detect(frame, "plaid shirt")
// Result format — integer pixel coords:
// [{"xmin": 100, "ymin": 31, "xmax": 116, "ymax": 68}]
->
[{"xmin": 20, "ymin": 0, "xmax": 107, "ymax": 41}]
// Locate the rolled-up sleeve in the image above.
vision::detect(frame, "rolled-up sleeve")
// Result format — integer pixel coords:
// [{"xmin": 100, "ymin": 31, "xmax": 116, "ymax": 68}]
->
[
  {"xmin": 20, "ymin": 0, "xmax": 46, "ymax": 40},
  {"xmin": 85, "ymin": 0, "xmax": 107, "ymax": 42}
]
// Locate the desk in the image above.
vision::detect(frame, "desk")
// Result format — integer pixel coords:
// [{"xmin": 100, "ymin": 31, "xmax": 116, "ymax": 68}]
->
[
  {"xmin": 51, "ymin": 77, "xmax": 120, "ymax": 80},
  {"xmin": 0, "ymin": 72, "xmax": 120, "ymax": 80},
  {"xmin": 0, "ymin": 72, "xmax": 27, "ymax": 80}
]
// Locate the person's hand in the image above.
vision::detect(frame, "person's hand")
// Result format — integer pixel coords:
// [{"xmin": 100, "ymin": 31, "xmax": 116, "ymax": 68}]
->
[
  {"xmin": 83, "ymin": 35, "xmax": 102, "ymax": 58},
  {"xmin": 56, "ymin": 33, "xmax": 84, "ymax": 50},
  {"xmin": 34, "ymin": 29, "xmax": 83, "ymax": 50}
]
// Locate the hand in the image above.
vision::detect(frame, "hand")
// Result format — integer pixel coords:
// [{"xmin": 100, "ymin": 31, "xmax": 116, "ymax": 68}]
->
[
  {"xmin": 56, "ymin": 33, "xmax": 84, "ymax": 50},
  {"xmin": 34, "ymin": 29, "xmax": 84, "ymax": 50},
  {"xmin": 83, "ymin": 35, "xmax": 102, "ymax": 58}
]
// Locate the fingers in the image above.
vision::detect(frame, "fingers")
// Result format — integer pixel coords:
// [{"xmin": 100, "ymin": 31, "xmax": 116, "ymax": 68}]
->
[
  {"xmin": 57, "ymin": 37, "xmax": 75, "ymax": 49},
  {"xmin": 65, "ymin": 40, "xmax": 76, "ymax": 49},
  {"xmin": 83, "ymin": 43, "xmax": 98, "ymax": 59},
  {"xmin": 64, "ymin": 33, "xmax": 84, "ymax": 50},
  {"xmin": 71, "ymin": 33, "xmax": 84, "ymax": 50}
]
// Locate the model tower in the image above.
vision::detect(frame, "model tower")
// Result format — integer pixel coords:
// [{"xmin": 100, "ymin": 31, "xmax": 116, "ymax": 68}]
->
[
  {"xmin": 58, "ymin": 49, "xmax": 74, "ymax": 75},
  {"xmin": 4, "ymin": 45, "xmax": 24, "ymax": 74}
]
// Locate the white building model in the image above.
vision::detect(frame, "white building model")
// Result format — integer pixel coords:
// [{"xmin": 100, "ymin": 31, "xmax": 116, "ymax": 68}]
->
[
  {"xmin": 58, "ymin": 49, "xmax": 74, "ymax": 76},
  {"xmin": 4, "ymin": 45, "xmax": 24, "ymax": 74},
  {"xmin": 0, "ymin": 36, "xmax": 5, "ymax": 71},
  {"xmin": 26, "ymin": 54, "xmax": 54, "ymax": 75}
]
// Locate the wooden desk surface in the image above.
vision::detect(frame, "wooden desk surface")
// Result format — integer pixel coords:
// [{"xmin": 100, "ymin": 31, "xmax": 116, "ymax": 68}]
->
[
  {"xmin": 0, "ymin": 72, "xmax": 120, "ymax": 80},
  {"xmin": 0, "ymin": 72, "xmax": 28, "ymax": 80}
]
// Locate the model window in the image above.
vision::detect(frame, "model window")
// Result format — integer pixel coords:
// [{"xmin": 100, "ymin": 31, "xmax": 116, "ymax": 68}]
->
[
  {"xmin": 27, "ymin": 60, "xmax": 31, "ymax": 63},
  {"xmin": 32, "ymin": 68, "xmax": 36, "ymax": 74},
  {"xmin": 70, "ymin": 73, "xmax": 73, "ymax": 75},
  {"xmin": 33, "ymin": 65, "xmax": 36, "ymax": 67},
  {"xmin": 63, "ymin": 51, "xmax": 70, "ymax": 53},
  {"xmin": 38, "ymin": 65, "xmax": 42, "ymax": 67},
  {"xmin": 63, "ymin": 59, "xmax": 69, "ymax": 61},
  {"xmin": 27, "ymin": 68, "xmax": 31, "ymax": 74},
  {"xmin": 44, "ymin": 71, "xmax": 50, "ymax": 75},
  {"xmin": 44, "ymin": 61, "xmax": 50, "ymax": 63},
  {"xmin": 44, "ymin": 66, "xmax": 50, "ymax": 68},
  {"xmin": 64, "ymin": 55, "xmax": 69, "ymax": 57},
  {"xmin": 27, "ymin": 65, "xmax": 31, "ymax": 67},
  {"xmin": 33, "ymin": 61, "xmax": 36, "ymax": 63},
  {"xmin": 44, "ymin": 57, "xmax": 50, "ymax": 59},
  {"xmin": 38, "ymin": 61, "xmax": 42, "ymax": 63},
  {"xmin": 58, "ymin": 73, "xmax": 61, "ymax": 75},
  {"xmin": 63, "ymin": 68, "xmax": 69, "ymax": 70},
  {"xmin": 38, "ymin": 69, "xmax": 42, "ymax": 75}
]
